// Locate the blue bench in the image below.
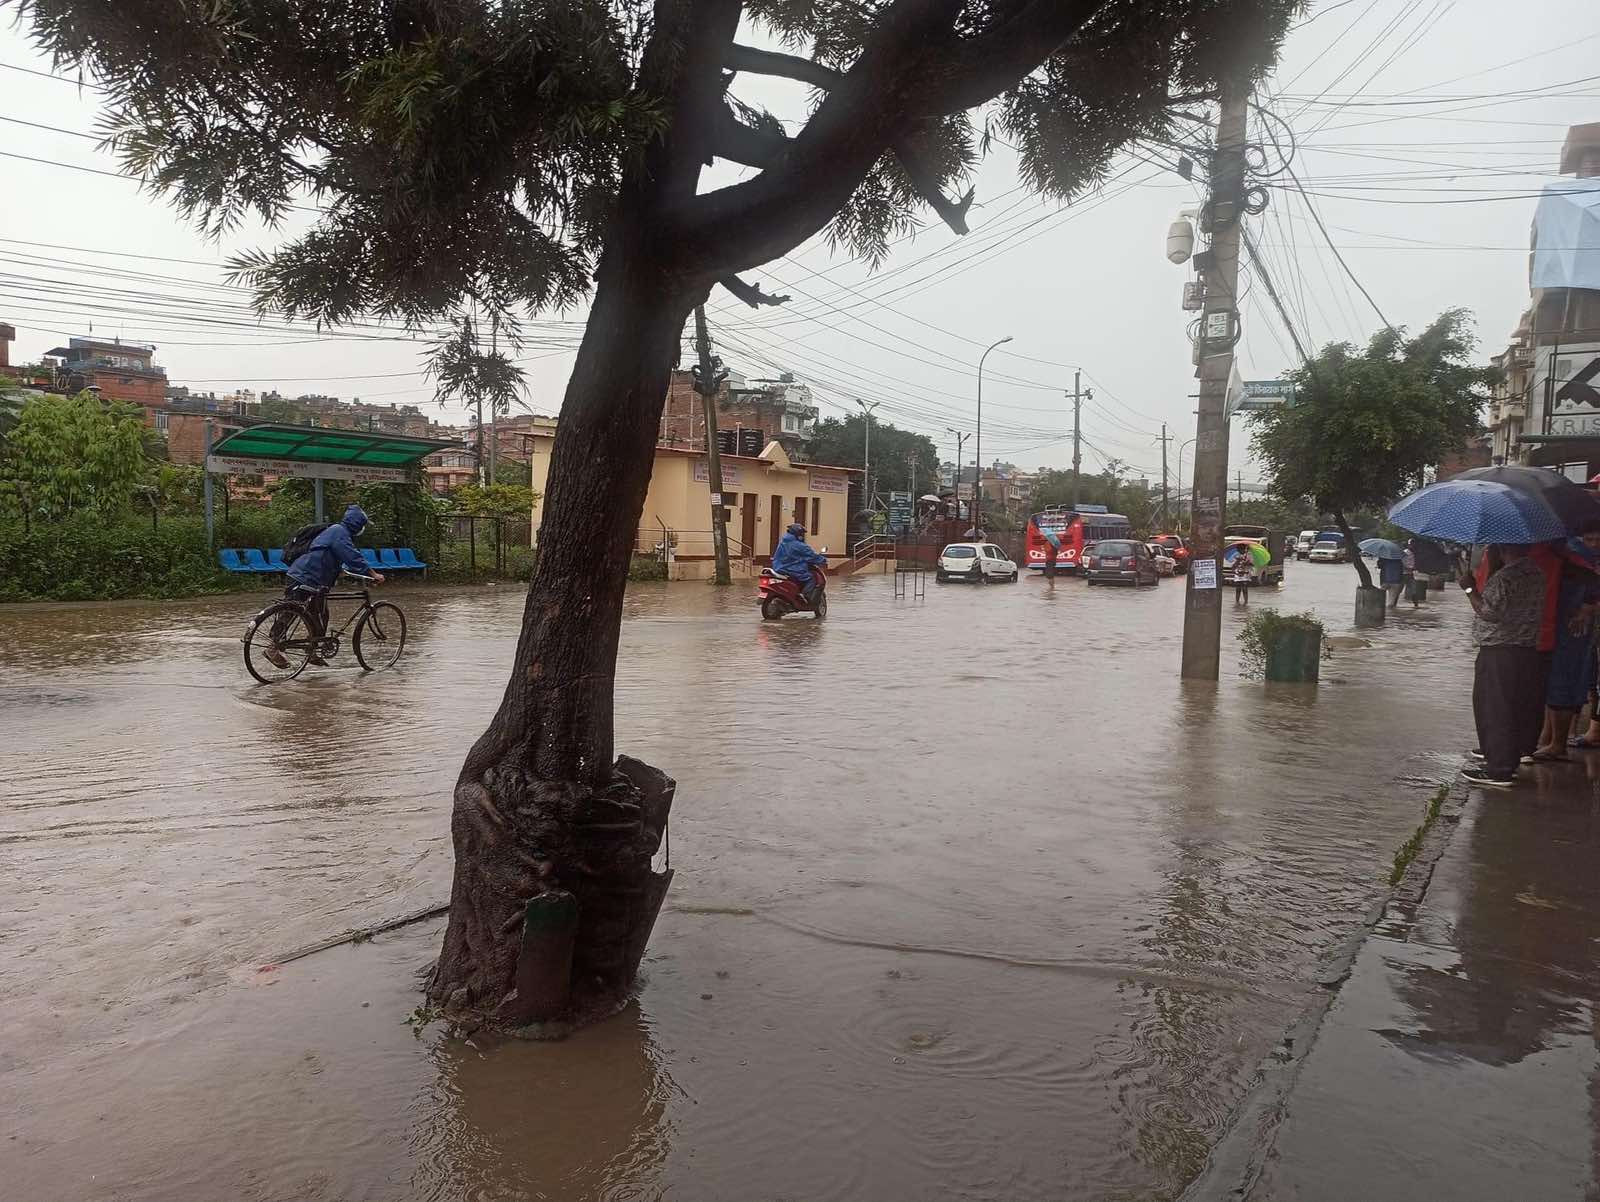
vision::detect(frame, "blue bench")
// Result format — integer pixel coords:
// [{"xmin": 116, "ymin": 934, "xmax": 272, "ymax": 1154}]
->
[
  {"xmin": 396, "ymin": 548, "xmax": 428, "ymax": 572},
  {"xmin": 268, "ymin": 548, "xmax": 288, "ymax": 571},
  {"xmin": 219, "ymin": 548, "xmax": 280, "ymax": 575}
]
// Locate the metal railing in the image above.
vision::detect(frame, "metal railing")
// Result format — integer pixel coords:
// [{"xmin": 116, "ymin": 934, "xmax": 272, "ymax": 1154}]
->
[{"xmin": 852, "ymin": 533, "xmax": 896, "ymax": 573}]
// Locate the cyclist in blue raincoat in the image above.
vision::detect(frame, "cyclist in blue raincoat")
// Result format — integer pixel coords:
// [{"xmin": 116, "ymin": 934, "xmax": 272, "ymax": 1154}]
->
[{"xmin": 267, "ymin": 504, "xmax": 383, "ymax": 667}]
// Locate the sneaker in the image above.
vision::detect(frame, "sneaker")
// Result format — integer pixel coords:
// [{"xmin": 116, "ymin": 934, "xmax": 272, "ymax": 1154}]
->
[
  {"xmin": 264, "ymin": 648, "xmax": 289, "ymax": 670},
  {"xmin": 1520, "ymin": 754, "xmax": 1536, "ymax": 765},
  {"xmin": 1467, "ymin": 748, "xmax": 1485, "ymax": 761},
  {"xmin": 308, "ymin": 655, "xmax": 329, "ymax": 667},
  {"xmin": 1460, "ymin": 766, "xmax": 1515, "ymax": 788}
]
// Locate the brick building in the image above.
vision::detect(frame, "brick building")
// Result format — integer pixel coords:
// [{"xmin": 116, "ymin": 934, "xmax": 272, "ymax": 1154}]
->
[
  {"xmin": 42, "ymin": 336, "xmax": 169, "ymax": 410},
  {"xmin": 658, "ymin": 369, "xmax": 818, "ymax": 459}
]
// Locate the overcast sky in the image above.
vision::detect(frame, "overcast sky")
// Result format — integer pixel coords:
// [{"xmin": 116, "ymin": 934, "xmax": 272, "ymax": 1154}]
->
[{"xmin": 2, "ymin": 0, "xmax": 1596, "ymax": 485}]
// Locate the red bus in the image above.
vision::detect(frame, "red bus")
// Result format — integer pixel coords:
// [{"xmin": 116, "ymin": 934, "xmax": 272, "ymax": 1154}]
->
[{"xmin": 1025, "ymin": 505, "xmax": 1133, "ymax": 573}]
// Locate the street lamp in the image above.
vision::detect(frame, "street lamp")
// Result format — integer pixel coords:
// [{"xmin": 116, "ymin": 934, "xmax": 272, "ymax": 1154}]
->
[
  {"xmin": 945, "ymin": 426, "xmax": 970, "ymax": 520},
  {"xmin": 1176, "ymin": 436, "xmax": 1198, "ymax": 524},
  {"xmin": 973, "ymin": 335, "xmax": 1012, "ymax": 532}
]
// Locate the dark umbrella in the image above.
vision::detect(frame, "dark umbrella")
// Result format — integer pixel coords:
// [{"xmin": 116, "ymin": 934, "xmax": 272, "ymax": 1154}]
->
[{"xmin": 1447, "ymin": 465, "xmax": 1600, "ymax": 534}]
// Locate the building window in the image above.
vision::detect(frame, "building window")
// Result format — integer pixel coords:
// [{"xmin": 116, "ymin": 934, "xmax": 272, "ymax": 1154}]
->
[
  {"xmin": 810, "ymin": 498, "xmax": 821, "ymax": 536},
  {"xmin": 782, "ymin": 413, "xmax": 799, "ymax": 433},
  {"xmin": 153, "ymin": 412, "xmax": 168, "ymax": 432}
]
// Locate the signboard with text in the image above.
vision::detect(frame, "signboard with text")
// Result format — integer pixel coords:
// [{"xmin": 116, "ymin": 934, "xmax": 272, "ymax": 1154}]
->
[
  {"xmin": 693, "ymin": 459, "xmax": 743, "ymax": 487},
  {"xmin": 205, "ymin": 454, "xmax": 411, "ymax": 484},
  {"xmin": 808, "ymin": 471, "xmax": 848, "ymax": 494}
]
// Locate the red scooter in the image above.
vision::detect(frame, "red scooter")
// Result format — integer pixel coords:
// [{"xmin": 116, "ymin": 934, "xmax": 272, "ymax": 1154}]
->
[{"xmin": 758, "ymin": 560, "xmax": 828, "ymax": 620}]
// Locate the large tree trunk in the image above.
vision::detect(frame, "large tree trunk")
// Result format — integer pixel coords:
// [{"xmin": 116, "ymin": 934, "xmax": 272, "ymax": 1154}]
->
[{"xmin": 426, "ymin": 240, "xmax": 696, "ymax": 1030}]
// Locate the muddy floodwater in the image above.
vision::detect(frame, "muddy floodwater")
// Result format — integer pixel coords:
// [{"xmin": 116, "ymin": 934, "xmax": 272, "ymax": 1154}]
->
[{"xmin": 2, "ymin": 564, "xmax": 1477, "ymax": 1200}]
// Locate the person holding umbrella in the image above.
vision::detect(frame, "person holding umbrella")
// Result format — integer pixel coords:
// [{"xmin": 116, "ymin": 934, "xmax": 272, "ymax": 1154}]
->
[{"xmin": 1459, "ymin": 544, "xmax": 1547, "ymax": 787}]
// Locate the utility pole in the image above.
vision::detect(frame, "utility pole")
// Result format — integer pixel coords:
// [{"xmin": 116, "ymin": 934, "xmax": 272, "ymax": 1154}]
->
[
  {"xmin": 1180, "ymin": 79, "xmax": 1248, "ymax": 682},
  {"xmin": 1068, "ymin": 370, "xmax": 1091, "ymax": 508},
  {"xmin": 693, "ymin": 305, "xmax": 731, "ymax": 585},
  {"xmin": 1159, "ymin": 423, "xmax": 1171, "ymax": 530},
  {"xmin": 946, "ymin": 427, "xmax": 970, "ymax": 521},
  {"xmin": 856, "ymin": 399, "xmax": 881, "ymax": 510},
  {"xmin": 1236, "ymin": 471, "xmax": 1244, "ymax": 507}
]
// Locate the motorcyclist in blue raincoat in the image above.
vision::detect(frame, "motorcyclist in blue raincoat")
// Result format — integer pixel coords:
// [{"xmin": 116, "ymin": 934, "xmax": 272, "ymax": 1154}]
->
[
  {"xmin": 267, "ymin": 504, "xmax": 383, "ymax": 667},
  {"xmin": 771, "ymin": 523, "xmax": 827, "ymax": 603}
]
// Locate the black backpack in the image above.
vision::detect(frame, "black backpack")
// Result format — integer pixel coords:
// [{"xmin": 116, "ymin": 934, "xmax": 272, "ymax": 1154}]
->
[{"xmin": 282, "ymin": 522, "xmax": 330, "ymax": 566}]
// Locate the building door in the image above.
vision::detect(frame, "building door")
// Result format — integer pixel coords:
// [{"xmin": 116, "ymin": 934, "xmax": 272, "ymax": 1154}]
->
[
  {"xmin": 794, "ymin": 496, "xmax": 808, "ymax": 530},
  {"xmin": 769, "ymin": 495, "xmax": 783, "ymax": 555},
  {"xmin": 740, "ymin": 493, "xmax": 757, "ymax": 559}
]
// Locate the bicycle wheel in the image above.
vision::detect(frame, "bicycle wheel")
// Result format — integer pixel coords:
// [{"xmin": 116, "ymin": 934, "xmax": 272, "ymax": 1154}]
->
[
  {"xmin": 353, "ymin": 602, "xmax": 407, "ymax": 671},
  {"xmin": 244, "ymin": 602, "xmax": 317, "ymax": 684}
]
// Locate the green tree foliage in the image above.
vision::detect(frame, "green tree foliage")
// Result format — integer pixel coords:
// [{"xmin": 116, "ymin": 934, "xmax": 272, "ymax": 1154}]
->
[
  {"xmin": 1250, "ymin": 310, "xmax": 1491, "ymax": 589},
  {"xmin": 808, "ymin": 415, "xmax": 937, "ymax": 496},
  {"xmin": 2, "ymin": 392, "xmax": 147, "ymax": 520},
  {"xmin": 450, "ymin": 481, "xmax": 537, "ymax": 519}
]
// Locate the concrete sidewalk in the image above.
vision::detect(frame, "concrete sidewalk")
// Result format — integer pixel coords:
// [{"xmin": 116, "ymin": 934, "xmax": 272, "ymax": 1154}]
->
[{"xmin": 1191, "ymin": 761, "xmax": 1600, "ymax": 1202}]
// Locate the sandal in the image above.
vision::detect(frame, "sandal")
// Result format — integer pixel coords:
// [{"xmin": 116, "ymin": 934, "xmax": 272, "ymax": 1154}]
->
[
  {"xmin": 1531, "ymin": 749, "xmax": 1571, "ymax": 763},
  {"xmin": 1568, "ymin": 736, "xmax": 1600, "ymax": 750}
]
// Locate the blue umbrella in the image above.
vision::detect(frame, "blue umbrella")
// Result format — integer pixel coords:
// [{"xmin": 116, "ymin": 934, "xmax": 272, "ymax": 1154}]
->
[
  {"xmin": 1359, "ymin": 538, "xmax": 1404, "ymax": 559},
  {"xmin": 1388, "ymin": 478, "xmax": 1568, "ymax": 544}
]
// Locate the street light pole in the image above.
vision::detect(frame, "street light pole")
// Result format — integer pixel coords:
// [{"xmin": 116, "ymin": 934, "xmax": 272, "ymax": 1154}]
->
[
  {"xmin": 856, "ymin": 398, "xmax": 881, "ymax": 511},
  {"xmin": 974, "ymin": 335, "xmax": 1012, "ymax": 533}
]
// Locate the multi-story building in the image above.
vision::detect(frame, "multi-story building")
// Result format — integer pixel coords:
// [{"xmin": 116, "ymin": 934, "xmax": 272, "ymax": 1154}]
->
[
  {"xmin": 41, "ymin": 336, "xmax": 169, "ymax": 410},
  {"xmin": 658, "ymin": 368, "xmax": 818, "ymax": 459},
  {"xmin": 1506, "ymin": 121, "xmax": 1600, "ymax": 474}
]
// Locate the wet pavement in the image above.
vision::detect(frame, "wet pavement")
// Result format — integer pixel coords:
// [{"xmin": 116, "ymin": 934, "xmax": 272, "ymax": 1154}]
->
[
  {"xmin": 0, "ymin": 564, "xmax": 1493, "ymax": 1200},
  {"xmin": 1203, "ymin": 764, "xmax": 1600, "ymax": 1202}
]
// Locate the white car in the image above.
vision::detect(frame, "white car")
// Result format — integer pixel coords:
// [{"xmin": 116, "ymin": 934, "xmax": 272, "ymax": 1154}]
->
[
  {"xmin": 1146, "ymin": 543, "xmax": 1177, "ymax": 576},
  {"xmin": 1308, "ymin": 539, "xmax": 1345, "ymax": 563},
  {"xmin": 936, "ymin": 542, "xmax": 1018, "ymax": 583},
  {"xmin": 1295, "ymin": 529, "xmax": 1318, "ymax": 559}
]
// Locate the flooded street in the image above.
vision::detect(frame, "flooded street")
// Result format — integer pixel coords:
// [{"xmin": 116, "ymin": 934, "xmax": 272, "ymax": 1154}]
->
[{"xmin": 2, "ymin": 564, "xmax": 1479, "ymax": 1200}]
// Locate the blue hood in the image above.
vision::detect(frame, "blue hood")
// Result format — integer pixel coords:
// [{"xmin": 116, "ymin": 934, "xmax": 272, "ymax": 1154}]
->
[{"xmin": 342, "ymin": 504, "xmax": 369, "ymax": 535}]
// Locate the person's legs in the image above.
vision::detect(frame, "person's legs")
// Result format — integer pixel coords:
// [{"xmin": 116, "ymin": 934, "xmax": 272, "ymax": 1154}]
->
[
  {"xmin": 1524, "ymin": 651, "xmax": 1555, "ymax": 757},
  {"xmin": 1476, "ymin": 647, "xmax": 1521, "ymax": 778},
  {"xmin": 1385, "ymin": 582, "xmax": 1402, "ymax": 608}
]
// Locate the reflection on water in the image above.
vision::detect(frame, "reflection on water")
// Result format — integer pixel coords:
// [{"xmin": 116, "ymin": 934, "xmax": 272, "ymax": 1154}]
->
[{"xmin": 1, "ymin": 568, "xmax": 1481, "ymax": 1199}]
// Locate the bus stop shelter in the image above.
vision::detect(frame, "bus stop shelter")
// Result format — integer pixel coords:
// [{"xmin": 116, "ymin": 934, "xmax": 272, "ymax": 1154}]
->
[{"xmin": 202, "ymin": 422, "xmax": 457, "ymax": 545}]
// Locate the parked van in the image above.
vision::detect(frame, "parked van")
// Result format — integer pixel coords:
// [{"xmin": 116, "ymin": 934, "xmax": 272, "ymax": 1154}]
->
[{"xmin": 1295, "ymin": 530, "xmax": 1318, "ymax": 559}]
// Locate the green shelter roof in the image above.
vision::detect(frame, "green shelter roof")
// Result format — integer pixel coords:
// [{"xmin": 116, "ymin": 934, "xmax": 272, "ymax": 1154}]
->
[{"xmin": 209, "ymin": 423, "xmax": 456, "ymax": 467}]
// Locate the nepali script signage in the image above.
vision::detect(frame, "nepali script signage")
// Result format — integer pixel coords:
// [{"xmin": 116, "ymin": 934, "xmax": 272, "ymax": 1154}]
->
[
  {"xmin": 808, "ymin": 471, "xmax": 848, "ymax": 494},
  {"xmin": 206, "ymin": 454, "xmax": 412, "ymax": 484},
  {"xmin": 692, "ymin": 459, "xmax": 743, "ymax": 487}
]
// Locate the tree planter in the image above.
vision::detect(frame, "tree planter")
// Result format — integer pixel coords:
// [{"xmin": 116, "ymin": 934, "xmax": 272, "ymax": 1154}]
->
[
  {"xmin": 1264, "ymin": 626, "xmax": 1323, "ymax": 682},
  {"xmin": 1354, "ymin": 585, "xmax": 1387, "ymax": 627},
  {"xmin": 1240, "ymin": 610, "xmax": 1327, "ymax": 683}
]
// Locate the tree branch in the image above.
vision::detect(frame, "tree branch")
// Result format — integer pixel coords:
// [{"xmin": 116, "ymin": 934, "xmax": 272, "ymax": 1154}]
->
[
  {"xmin": 893, "ymin": 138, "xmax": 975, "ymax": 234},
  {"xmin": 924, "ymin": 0, "xmax": 1111, "ymax": 117},
  {"xmin": 724, "ymin": 44, "xmax": 842, "ymax": 90},
  {"xmin": 719, "ymin": 275, "xmax": 790, "ymax": 307},
  {"xmin": 711, "ymin": 104, "xmax": 787, "ymax": 169},
  {"xmin": 726, "ymin": 42, "xmax": 976, "ymax": 236},
  {"xmin": 674, "ymin": 0, "xmax": 1112, "ymax": 275}
]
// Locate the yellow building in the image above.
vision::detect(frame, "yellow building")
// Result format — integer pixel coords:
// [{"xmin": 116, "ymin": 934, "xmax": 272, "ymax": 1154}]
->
[{"xmin": 528, "ymin": 434, "xmax": 857, "ymax": 580}]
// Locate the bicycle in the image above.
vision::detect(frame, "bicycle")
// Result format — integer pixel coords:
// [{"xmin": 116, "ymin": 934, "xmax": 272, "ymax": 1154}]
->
[{"xmin": 242, "ymin": 572, "xmax": 407, "ymax": 684}]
